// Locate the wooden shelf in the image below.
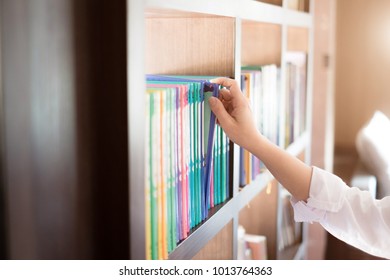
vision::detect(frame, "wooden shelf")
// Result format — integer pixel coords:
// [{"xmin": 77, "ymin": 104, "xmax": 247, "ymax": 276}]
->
[
  {"xmin": 288, "ymin": 26, "xmax": 309, "ymax": 52},
  {"xmin": 145, "ymin": 15, "xmax": 235, "ymax": 77},
  {"xmin": 242, "ymin": 21, "xmax": 282, "ymax": 66},
  {"xmin": 129, "ymin": 0, "xmax": 313, "ymax": 260}
]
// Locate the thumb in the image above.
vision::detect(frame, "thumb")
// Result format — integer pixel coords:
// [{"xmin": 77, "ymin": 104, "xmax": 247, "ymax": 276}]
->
[{"xmin": 208, "ymin": 96, "xmax": 234, "ymax": 130}]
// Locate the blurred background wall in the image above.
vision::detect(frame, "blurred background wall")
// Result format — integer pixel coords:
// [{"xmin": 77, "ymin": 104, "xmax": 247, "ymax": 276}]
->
[
  {"xmin": 335, "ymin": 0, "xmax": 390, "ymax": 149},
  {"xmin": 329, "ymin": 0, "xmax": 390, "ymax": 259}
]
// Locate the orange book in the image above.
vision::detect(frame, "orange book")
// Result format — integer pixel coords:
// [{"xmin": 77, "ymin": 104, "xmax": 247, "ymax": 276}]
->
[{"xmin": 154, "ymin": 91, "xmax": 162, "ymax": 260}]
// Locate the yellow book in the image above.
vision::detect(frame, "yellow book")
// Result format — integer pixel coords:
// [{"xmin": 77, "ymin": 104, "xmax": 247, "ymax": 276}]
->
[
  {"xmin": 160, "ymin": 90, "xmax": 168, "ymax": 260},
  {"xmin": 145, "ymin": 93, "xmax": 152, "ymax": 260}
]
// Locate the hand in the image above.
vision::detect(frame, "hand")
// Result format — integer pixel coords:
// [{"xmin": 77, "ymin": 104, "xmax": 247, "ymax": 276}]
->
[
  {"xmin": 210, "ymin": 78, "xmax": 311, "ymax": 201},
  {"xmin": 209, "ymin": 77, "xmax": 261, "ymax": 152}
]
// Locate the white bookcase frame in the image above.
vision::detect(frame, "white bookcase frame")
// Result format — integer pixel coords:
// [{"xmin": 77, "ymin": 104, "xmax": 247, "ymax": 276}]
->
[{"xmin": 127, "ymin": 0, "xmax": 313, "ymax": 260}]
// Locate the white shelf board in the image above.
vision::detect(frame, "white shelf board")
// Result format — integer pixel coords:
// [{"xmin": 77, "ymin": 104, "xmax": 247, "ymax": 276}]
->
[
  {"xmin": 146, "ymin": 0, "xmax": 312, "ymax": 27},
  {"xmin": 168, "ymin": 199, "xmax": 235, "ymax": 259},
  {"xmin": 237, "ymin": 170, "xmax": 274, "ymax": 210}
]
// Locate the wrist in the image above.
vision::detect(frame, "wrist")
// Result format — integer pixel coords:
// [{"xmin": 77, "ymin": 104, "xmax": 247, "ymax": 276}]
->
[{"xmin": 243, "ymin": 130, "xmax": 264, "ymax": 155}]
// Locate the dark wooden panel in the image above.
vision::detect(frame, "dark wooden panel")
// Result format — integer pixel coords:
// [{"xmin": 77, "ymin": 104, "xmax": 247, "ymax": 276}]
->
[
  {"xmin": 0, "ymin": 2, "xmax": 6, "ymax": 258},
  {"xmin": 81, "ymin": 0, "xmax": 129, "ymax": 260},
  {"xmin": 1, "ymin": 0, "xmax": 128, "ymax": 259}
]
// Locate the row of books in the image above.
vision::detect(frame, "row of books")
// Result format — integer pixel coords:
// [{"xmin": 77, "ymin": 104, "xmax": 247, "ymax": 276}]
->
[
  {"xmin": 239, "ymin": 52, "xmax": 308, "ymax": 187},
  {"xmin": 145, "ymin": 75, "xmax": 230, "ymax": 260},
  {"xmin": 240, "ymin": 64, "xmax": 282, "ymax": 186},
  {"xmin": 285, "ymin": 52, "xmax": 307, "ymax": 147}
]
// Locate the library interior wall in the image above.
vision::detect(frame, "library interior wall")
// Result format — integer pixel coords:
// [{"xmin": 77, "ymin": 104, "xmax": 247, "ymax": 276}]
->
[{"xmin": 335, "ymin": 0, "xmax": 390, "ymax": 148}]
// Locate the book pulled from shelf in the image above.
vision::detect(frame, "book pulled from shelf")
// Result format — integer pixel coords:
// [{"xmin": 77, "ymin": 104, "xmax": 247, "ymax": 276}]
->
[
  {"xmin": 237, "ymin": 224, "xmax": 268, "ymax": 260},
  {"xmin": 145, "ymin": 75, "xmax": 230, "ymax": 260},
  {"xmin": 240, "ymin": 64, "xmax": 282, "ymax": 187}
]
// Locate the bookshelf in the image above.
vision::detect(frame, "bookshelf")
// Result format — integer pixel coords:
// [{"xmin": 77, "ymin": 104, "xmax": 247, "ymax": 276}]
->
[{"xmin": 128, "ymin": 0, "xmax": 313, "ymax": 260}]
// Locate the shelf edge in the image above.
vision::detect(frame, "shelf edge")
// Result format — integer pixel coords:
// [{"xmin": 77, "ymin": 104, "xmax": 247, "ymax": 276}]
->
[
  {"xmin": 168, "ymin": 199, "xmax": 235, "ymax": 259},
  {"xmin": 286, "ymin": 131, "xmax": 309, "ymax": 156},
  {"xmin": 146, "ymin": 0, "xmax": 312, "ymax": 27},
  {"xmin": 237, "ymin": 171, "xmax": 274, "ymax": 210}
]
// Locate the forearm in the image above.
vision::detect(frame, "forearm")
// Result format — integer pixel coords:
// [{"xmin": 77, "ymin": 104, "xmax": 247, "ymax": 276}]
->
[
  {"xmin": 208, "ymin": 77, "xmax": 312, "ymax": 200},
  {"xmin": 246, "ymin": 132, "xmax": 312, "ymax": 201}
]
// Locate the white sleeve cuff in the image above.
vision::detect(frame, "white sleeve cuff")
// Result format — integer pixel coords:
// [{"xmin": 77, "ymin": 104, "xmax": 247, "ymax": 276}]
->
[{"xmin": 291, "ymin": 167, "xmax": 349, "ymax": 223}]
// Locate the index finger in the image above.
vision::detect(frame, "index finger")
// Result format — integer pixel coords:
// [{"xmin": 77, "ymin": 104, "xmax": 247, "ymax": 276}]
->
[
  {"xmin": 211, "ymin": 77, "xmax": 244, "ymax": 102},
  {"xmin": 210, "ymin": 77, "xmax": 239, "ymax": 91}
]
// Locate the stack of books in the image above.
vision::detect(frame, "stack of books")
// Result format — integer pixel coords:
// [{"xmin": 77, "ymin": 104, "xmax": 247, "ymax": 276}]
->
[{"xmin": 145, "ymin": 75, "xmax": 230, "ymax": 259}]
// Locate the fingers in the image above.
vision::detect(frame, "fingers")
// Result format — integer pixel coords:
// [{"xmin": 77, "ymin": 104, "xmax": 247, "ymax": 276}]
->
[
  {"xmin": 219, "ymin": 87, "xmax": 233, "ymax": 101},
  {"xmin": 211, "ymin": 77, "xmax": 243, "ymax": 101},
  {"xmin": 210, "ymin": 77, "xmax": 239, "ymax": 91},
  {"xmin": 208, "ymin": 96, "xmax": 234, "ymax": 132}
]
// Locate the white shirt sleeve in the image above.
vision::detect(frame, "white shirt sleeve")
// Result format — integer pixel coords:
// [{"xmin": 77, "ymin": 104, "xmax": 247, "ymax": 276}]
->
[{"xmin": 291, "ymin": 166, "xmax": 390, "ymax": 259}]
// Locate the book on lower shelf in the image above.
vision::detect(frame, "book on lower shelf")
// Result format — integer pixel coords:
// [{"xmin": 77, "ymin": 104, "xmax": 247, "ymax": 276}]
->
[
  {"xmin": 245, "ymin": 234, "xmax": 268, "ymax": 260},
  {"xmin": 237, "ymin": 225, "xmax": 268, "ymax": 260},
  {"xmin": 145, "ymin": 75, "xmax": 231, "ymax": 259}
]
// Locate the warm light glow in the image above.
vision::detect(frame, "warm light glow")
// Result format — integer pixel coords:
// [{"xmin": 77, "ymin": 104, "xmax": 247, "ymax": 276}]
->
[{"xmin": 266, "ymin": 183, "xmax": 272, "ymax": 195}]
